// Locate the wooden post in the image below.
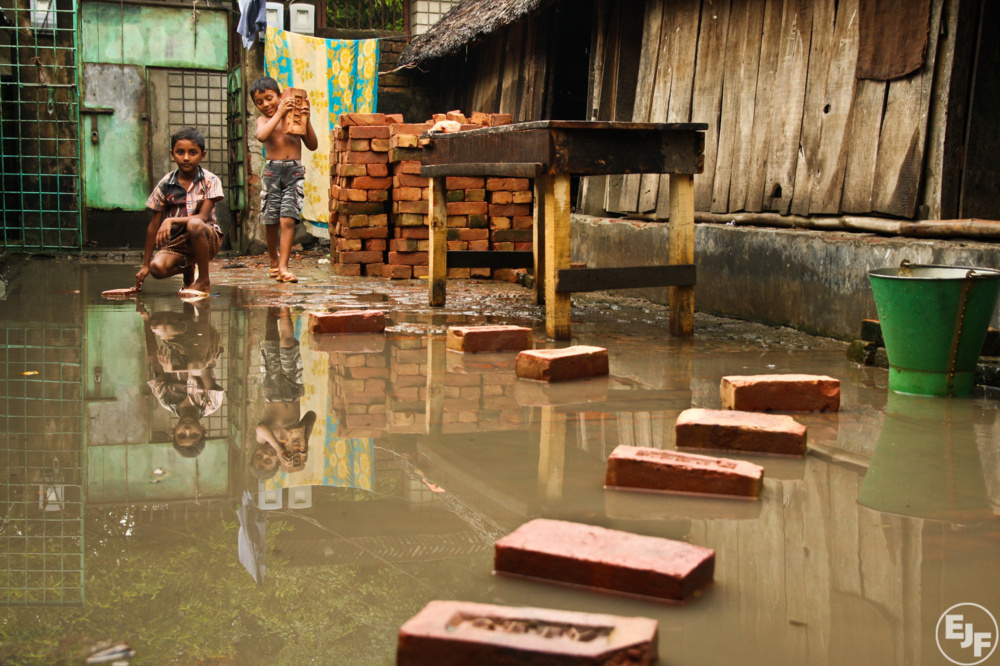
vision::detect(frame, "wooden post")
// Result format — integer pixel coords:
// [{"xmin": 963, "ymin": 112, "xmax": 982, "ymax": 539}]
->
[
  {"xmin": 537, "ymin": 406, "xmax": 566, "ymax": 502},
  {"xmin": 544, "ymin": 173, "xmax": 572, "ymax": 339},
  {"xmin": 533, "ymin": 177, "xmax": 546, "ymax": 305},
  {"xmin": 428, "ymin": 175, "xmax": 448, "ymax": 306},
  {"xmin": 668, "ymin": 173, "xmax": 695, "ymax": 336},
  {"xmin": 425, "ymin": 335, "xmax": 445, "ymax": 436}
]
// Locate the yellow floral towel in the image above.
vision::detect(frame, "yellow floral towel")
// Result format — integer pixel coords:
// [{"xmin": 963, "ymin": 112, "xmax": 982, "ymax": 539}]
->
[{"xmin": 264, "ymin": 28, "xmax": 379, "ymax": 226}]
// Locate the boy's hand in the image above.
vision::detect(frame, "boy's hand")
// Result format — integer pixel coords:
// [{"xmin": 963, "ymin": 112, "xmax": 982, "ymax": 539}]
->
[
  {"xmin": 301, "ymin": 104, "xmax": 310, "ymax": 121},
  {"xmin": 278, "ymin": 96, "xmax": 294, "ymax": 116},
  {"xmin": 135, "ymin": 265, "xmax": 149, "ymax": 288},
  {"xmin": 155, "ymin": 219, "xmax": 176, "ymax": 247}
]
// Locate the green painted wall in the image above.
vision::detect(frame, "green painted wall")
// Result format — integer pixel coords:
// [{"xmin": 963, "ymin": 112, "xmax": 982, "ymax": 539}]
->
[
  {"xmin": 81, "ymin": 3, "xmax": 228, "ymax": 71},
  {"xmin": 87, "ymin": 440, "xmax": 230, "ymax": 503}
]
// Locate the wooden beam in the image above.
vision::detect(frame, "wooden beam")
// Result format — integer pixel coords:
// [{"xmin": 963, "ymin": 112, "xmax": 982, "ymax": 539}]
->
[
  {"xmin": 537, "ymin": 406, "xmax": 566, "ymax": 502},
  {"xmin": 428, "ymin": 176, "xmax": 447, "ymax": 306},
  {"xmin": 668, "ymin": 173, "xmax": 695, "ymax": 336},
  {"xmin": 555, "ymin": 264, "xmax": 696, "ymax": 293},
  {"xmin": 425, "ymin": 336, "xmax": 445, "ymax": 437},
  {"xmin": 420, "ymin": 163, "xmax": 543, "ymax": 178},
  {"xmin": 544, "ymin": 174, "xmax": 572, "ymax": 339},
  {"xmin": 446, "ymin": 251, "xmax": 534, "ymax": 269},
  {"xmin": 533, "ymin": 177, "xmax": 546, "ymax": 305}
]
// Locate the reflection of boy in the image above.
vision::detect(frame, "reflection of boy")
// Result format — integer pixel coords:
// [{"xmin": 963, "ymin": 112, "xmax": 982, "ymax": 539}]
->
[
  {"xmin": 141, "ymin": 300, "xmax": 224, "ymax": 458},
  {"xmin": 250, "ymin": 307, "xmax": 315, "ymax": 478}
]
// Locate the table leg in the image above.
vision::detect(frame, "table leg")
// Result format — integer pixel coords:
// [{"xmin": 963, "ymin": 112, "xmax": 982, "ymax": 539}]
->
[
  {"xmin": 537, "ymin": 406, "xmax": 566, "ymax": 503},
  {"xmin": 533, "ymin": 177, "xmax": 546, "ymax": 305},
  {"xmin": 428, "ymin": 175, "xmax": 447, "ymax": 307},
  {"xmin": 425, "ymin": 334, "xmax": 445, "ymax": 436},
  {"xmin": 668, "ymin": 173, "xmax": 695, "ymax": 336},
  {"xmin": 544, "ymin": 173, "xmax": 571, "ymax": 340}
]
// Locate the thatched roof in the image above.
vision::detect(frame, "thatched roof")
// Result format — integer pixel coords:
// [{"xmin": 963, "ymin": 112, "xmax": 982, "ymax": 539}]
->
[{"xmin": 399, "ymin": 0, "xmax": 550, "ymax": 67}]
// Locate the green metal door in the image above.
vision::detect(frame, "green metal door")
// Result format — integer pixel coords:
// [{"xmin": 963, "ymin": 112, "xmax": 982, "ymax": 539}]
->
[{"xmin": 0, "ymin": 0, "xmax": 82, "ymax": 251}]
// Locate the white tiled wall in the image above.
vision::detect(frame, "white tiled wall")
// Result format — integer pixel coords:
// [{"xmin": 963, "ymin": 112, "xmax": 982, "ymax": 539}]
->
[{"xmin": 411, "ymin": 0, "xmax": 461, "ymax": 36}]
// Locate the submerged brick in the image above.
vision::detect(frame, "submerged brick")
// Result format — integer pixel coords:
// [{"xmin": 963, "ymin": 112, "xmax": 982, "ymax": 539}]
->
[
  {"xmin": 494, "ymin": 518, "xmax": 714, "ymax": 603},
  {"xmin": 676, "ymin": 408, "xmax": 807, "ymax": 456},
  {"xmin": 308, "ymin": 310, "xmax": 386, "ymax": 335},
  {"xmin": 605, "ymin": 445, "xmax": 764, "ymax": 498}
]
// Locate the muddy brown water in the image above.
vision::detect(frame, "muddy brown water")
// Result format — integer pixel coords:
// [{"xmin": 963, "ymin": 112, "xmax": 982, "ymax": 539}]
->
[{"xmin": 1, "ymin": 259, "xmax": 998, "ymax": 665}]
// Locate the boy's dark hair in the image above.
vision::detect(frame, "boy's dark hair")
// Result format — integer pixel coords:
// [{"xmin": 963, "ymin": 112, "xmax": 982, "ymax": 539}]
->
[
  {"xmin": 173, "ymin": 438, "xmax": 206, "ymax": 458},
  {"xmin": 170, "ymin": 127, "xmax": 206, "ymax": 152},
  {"xmin": 249, "ymin": 460, "xmax": 279, "ymax": 480},
  {"xmin": 250, "ymin": 76, "xmax": 280, "ymax": 97}
]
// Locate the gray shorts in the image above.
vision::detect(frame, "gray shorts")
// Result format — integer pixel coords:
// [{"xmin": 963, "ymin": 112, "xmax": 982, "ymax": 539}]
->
[
  {"xmin": 261, "ymin": 159, "xmax": 305, "ymax": 224},
  {"xmin": 260, "ymin": 340, "xmax": 304, "ymax": 402}
]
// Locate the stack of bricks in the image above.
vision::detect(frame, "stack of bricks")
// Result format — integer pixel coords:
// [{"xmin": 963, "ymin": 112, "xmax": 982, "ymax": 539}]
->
[
  {"xmin": 486, "ymin": 177, "xmax": 534, "ymax": 282},
  {"xmin": 385, "ymin": 336, "xmax": 428, "ymax": 433},
  {"xmin": 386, "ymin": 122, "xmax": 434, "ymax": 279},
  {"xmin": 329, "ymin": 113, "xmax": 401, "ymax": 277},
  {"xmin": 327, "ymin": 348, "xmax": 389, "ymax": 438}
]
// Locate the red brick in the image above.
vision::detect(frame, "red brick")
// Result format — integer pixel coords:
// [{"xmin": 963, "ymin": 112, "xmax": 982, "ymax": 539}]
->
[
  {"xmin": 389, "ymin": 133, "xmax": 420, "ymax": 149},
  {"xmin": 395, "ymin": 187, "xmax": 424, "ymax": 201},
  {"xmin": 468, "ymin": 240, "xmax": 489, "ymax": 251},
  {"xmin": 720, "ymin": 374, "xmax": 840, "ymax": 412},
  {"xmin": 490, "ymin": 190, "xmax": 513, "ymax": 205},
  {"xmin": 367, "ymin": 163, "xmax": 389, "ymax": 177},
  {"xmin": 487, "ymin": 177, "xmax": 530, "ymax": 191},
  {"xmin": 489, "ymin": 113, "xmax": 513, "ymax": 127},
  {"xmin": 447, "ymin": 325, "xmax": 533, "ymax": 353},
  {"xmin": 515, "ymin": 346, "xmax": 608, "ymax": 382},
  {"xmin": 394, "ymin": 173, "xmax": 429, "ymax": 188},
  {"xmin": 446, "ymin": 176, "xmax": 486, "ymax": 190},
  {"xmin": 348, "ymin": 125, "xmax": 390, "ymax": 139},
  {"xmin": 447, "ymin": 201, "xmax": 488, "ymax": 216},
  {"xmin": 456, "ymin": 228, "xmax": 489, "ymax": 241},
  {"xmin": 394, "ymin": 160, "xmax": 422, "ymax": 175},
  {"xmin": 346, "ymin": 150, "xmax": 389, "ymax": 164},
  {"xmin": 336, "ymin": 238, "xmax": 362, "ymax": 252},
  {"xmin": 371, "ymin": 138, "xmax": 391, "ymax": 152},
  {"xmin": 338, "ymin": 250, "xmax": 384, "ymax": 264},
  {"xmin": 390, "ymin": 122, "xmax": 434, "ymax": 136},
  {"xmin": 675, "ymin": 408, "xmax": 808, "ymax": 456},
  {"xmin": 353, "ymin": 176, "xmax": 392, "ymax": 190},
  {"xmin": 339, "ymin": 226, "xmax": 389, "ymax": 239},
  {"xmin": 396, "ymin": 227, "xmax": 429, "ymax": 239},
  {"xmin": 309, "ymin": 310, "xmax": 386, "ymax": 334},
  {"xmin": 368, "ymin": 189, "xmax": 389, "ymax": 203},
  {"xmin": 447, "ymin": 267, "xmax": 471, "ymax": 278},
  {"xmin": 395, "ymin": 213, "xmax": 428, "ymax": 227},
  {"xmin": 394, "ymin": 200, "xmax": 429, "ymax": 214},
  {"xmin": 495, "ymin": 518, "xmax": 714, "ymax": 603},
  {"xmin": 383, "ymin": 113, "xmax": 404, "ymax": 124},
  {"xmin": 606, "ymin": 445, "xmax": 764, "ymax": 498},
  {"xmin": 364, "ymin": 238, "xmax": 387, "ymax": 252},
  {"xmin": 388, "ymin": 251, "xmax": 429, "ymax": 265},
  {"xmin": 339, "ymin": 112, "xmax": 385, "ymax": 127},
  {"xmin": 363, "ymin": 263, "xmax": 385, "ymax": 276},
  {"xmin": 348, "ymin": 138, "xmax": 371, "ymax": 152},
  {"xmin": 513, "ymin": 215, "xmax": 534, "ymax": 230},
  {"xmin": 336, "ymin": 163, "xmax": 367, "ymax": 177},
  {"xmin": 512, "ymin": 190, "xmax": 533, "ymax": 204},
  {"xmin": 390, "ymin": 238, "xmax": 428, "ymax": 252},
  {"xmin": 309, "ymin": 333, "xmax": 385, "ymax": 354},
  {"xmin": 383, "ymin": 264, "xmax": 413, "ymax": 279},
  {"xmin": 397, "ymin": 600, "xmax": 658, "ymax": 666},
  {"xmin": 332, "ymin": 263, "xmax": 361, "ymax": 277},
  {"xmin": 489, "ymin": 203, "xmax": 532, "ymax": 217}
]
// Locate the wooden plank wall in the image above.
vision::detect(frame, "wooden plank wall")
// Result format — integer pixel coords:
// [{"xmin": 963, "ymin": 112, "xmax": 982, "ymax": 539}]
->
[
  {"xmin": 586, "ymin": 0, "xmax": 947, "ymax": 219},
  {"xmin": 465, "ymin": 10, "xmax": 553, "ymax": 122}
]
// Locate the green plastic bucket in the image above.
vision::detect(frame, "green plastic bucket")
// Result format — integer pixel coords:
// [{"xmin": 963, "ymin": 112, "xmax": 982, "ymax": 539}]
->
[{"xmin": 868, "ymin": 263, "xmax": 1000, "ymax": 396}]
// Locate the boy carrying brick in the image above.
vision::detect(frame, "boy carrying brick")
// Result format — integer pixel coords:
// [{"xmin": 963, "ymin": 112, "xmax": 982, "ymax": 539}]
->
[
  {"xmin": 251, "ymin": 76, "xmax": 318, "ymax": 284},
  {"xmin": 136, "ymin": 127, "xmax": 225, "ymax": 299}
]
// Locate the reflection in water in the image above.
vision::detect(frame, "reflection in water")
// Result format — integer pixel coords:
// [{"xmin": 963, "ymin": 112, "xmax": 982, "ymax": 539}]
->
[
  {"xmin": 140, "ymin": 300, "xmax": 224, "ymax": 459},
  {"xmin": 2, "ymin": 263, "xmax": 1000, "ymax": 665},
  {"xmin": 860, "ymin": 392, "xmax": 997, "ymax": 523}
]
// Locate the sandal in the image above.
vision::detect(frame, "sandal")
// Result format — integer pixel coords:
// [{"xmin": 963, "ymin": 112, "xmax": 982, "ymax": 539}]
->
[
  {"xmin": 177, "ymin": 288, "xmax": 211, "ymax": 301},
  {"xmin": 278, "ymin": 271, "xmax": 298, "ymax": 283},
  {"xmin": 269, "ymin": 268, "xmax": 280, "ymax": 278}
]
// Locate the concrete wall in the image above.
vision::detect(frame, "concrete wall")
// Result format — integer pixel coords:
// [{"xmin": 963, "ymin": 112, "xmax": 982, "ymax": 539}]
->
[{"xmin": 571, "ymin": 215, "xmax": 1000, "ymax": 339}]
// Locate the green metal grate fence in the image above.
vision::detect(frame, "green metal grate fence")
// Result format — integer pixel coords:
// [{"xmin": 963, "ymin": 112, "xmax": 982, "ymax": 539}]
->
[
  {"xmin": 0, "ymin": 0, "xmax": 82, "ymax": 251},
  {"xmin": 0, "ymin": 322, "xmax": 85, "ymax": 606}
]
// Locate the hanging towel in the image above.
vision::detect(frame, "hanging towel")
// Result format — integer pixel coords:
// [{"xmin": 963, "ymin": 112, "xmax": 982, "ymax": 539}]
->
[{"xmin": 265, "ymin": 27, "xmax": 380, "ymax": 228}]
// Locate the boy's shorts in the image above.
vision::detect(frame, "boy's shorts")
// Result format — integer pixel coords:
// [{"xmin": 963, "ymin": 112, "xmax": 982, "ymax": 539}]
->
[
  {"xmin": 261, "ymin": 159, "xmax": 305, "ymax": 224},
  {"xmin": 260, "ymin": 340, "xmax": 304, "ymax": 402},
  {"xmin": 158, "ymin": 223, "xmax": 222, "ymax": 263}
]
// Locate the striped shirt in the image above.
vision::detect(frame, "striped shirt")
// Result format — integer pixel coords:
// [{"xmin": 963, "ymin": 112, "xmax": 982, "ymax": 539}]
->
[{"xmin": 146, "ymin": 166, "xmax": 225, "ymax": 228}]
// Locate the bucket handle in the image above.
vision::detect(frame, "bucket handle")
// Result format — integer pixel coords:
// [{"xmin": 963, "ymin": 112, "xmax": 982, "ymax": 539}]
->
[{"xmin": 899, "ymin": 259, "xmax": 912, "ymax": 276}]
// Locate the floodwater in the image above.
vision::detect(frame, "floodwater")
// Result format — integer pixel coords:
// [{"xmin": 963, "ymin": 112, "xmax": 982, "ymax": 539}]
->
[{"xmin": 1, "ymin": 257, "xmax": 999, "ymax": 665}]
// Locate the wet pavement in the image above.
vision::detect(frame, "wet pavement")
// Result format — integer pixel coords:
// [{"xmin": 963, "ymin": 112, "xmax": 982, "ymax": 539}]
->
[{"xmin": 1, "ymin": 255, "xmax": 999, "ymax": 665}]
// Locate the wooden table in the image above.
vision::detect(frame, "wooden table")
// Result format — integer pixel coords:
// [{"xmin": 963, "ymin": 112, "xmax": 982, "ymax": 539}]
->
[{"xmin": 420, "ymin": 120, "xmax": 706, "ymax": 339}]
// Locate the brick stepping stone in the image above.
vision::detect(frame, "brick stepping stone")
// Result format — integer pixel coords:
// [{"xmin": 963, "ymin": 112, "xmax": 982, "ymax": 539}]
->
[
  {"xmin": 397, "ymin": 600, "xmax": 659, "ymax": 665},
  {"xmin": 515, "ymin": 346, "xmax": 609, "ymax": 382},
  {"xmin": 605, "ymin": 445, "xmax": 764, "ymax": 498},
  {"xmin": 720, "ymin": 374, "xmax": 840, "ymax": 412},
  {"xmin": 494, "ymin": 518, "xmax": 714, "ymax": 603},
  {"xmin": 676, "ymin": 408, "xmax": 807, "ymax": 456},
  {"xmin": 446, "ymin": 325, "xmax": 533, "ymax": 353},
  {"xmin": 308, "ymin": 310, "xmax": 386, "ymax": 334}
]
